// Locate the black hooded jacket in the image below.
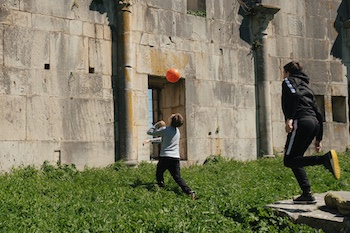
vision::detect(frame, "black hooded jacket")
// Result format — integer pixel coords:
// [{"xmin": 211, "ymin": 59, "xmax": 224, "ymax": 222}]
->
[{"xmin": 281, "ymin": 71, "xmax": 323, "ymax": 141}]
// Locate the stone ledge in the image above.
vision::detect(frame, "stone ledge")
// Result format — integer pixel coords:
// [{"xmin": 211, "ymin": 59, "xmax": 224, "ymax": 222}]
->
[{"xmin": 266, "ymin": 191, "xmax": 350, "ymax": 233}]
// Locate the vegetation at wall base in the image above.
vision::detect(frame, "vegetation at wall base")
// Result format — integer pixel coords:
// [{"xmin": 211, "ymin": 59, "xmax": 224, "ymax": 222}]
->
[
  {"xmin": 1, "ymin": 152, "xmax": 349, "ymax": 232},
  {"xmin": 187, "ymin": 10, "xmax": 207, "ymax": 17}
]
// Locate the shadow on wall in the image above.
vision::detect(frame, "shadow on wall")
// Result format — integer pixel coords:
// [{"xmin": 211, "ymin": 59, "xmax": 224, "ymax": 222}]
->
[
  {"xmin": 237, "ymin": 0, "xmax": 262, "ymax": 45},
  {"xmin": 89, "ymin": 0, "xmax": 119, "ymax": 160},
  {"xmin": 331, "ymin": 0, "xmax": 350, "ymax": 124},
  {"xmin": 331, "ymin": 0, "xmax": 349, "ymax": 59}
]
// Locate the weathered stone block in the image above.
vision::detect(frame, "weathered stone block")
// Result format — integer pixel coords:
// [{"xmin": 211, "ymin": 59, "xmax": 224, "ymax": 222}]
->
[
  {"xmin": 0, "ymin": 67, "xmax": 30, "ymax": 95},
  {"xmin": 146, "ymin": 0, "xmax": 172, "ymax": 10},
  {"xmin": 4, "ymin": 27, "xmax": 32, "ymax": 68},
  {"xmin": 0, "ymin": 141, "xmax": 60, "ymax": 172},
  {"xmin": 273, "ymin": 0, "xmax": 303, "ymax": 15},
  {"xmin": 61, "ymin": 98, "xmax": 114, "ymax": 141},
  {"xmin": 0, "ymin": 26, "xmax": 3, "ymax": 66},
  {"xmin": 306, "ymin": 17, "xmax": 327, "ymax": 40},
  {"xmin": 194, "ymin": 106, "xmax": 218, "ymax": 138},
  {"xmin": 30, "ymin": 30, "xmax": 50, "ymax": 69},
  {"xmin": 302, "ymin": 60, "xmax": 329, "ymax": 83},
  {"xmin": 103, "ymin": 25, "xmax": 111, "ymax": 40},
  {"xmin": 235, "ymin": 84, "xmax": 256, "ymax": 109},
  {"xmin": 189, "ymin": 15, "xmax": 208, "ymax": 41},
  {"xmin": 26, "ymin": 96, "xmax": 52, "ymax": 140},
  {"xmin": 1, "ymin": 0, "xmax": 19, "ymax": 10},
  {"xmin": 217, "ymin": 108, "xmax": 235, "ymax": 138},
  {"xmin": 83, "ymin": 21, "xmax": 95, "ymax": 38},
  {"xmin": 10, "ymin": 10, "xmax": 31, "ymax": 27},
  {"xmin": 329, "ymin": 61, "xmax": 345, "ymax": 83},
  {"xmin": 66, "ymin": 72, "xmax": 103, "ymax": 98},
  {"xmin": 0, "ymin": 96, "xmax": 26, "ymax": 140},
  {"xmin": 237, "ymin": 49, "xmax": 255, "ymax": 84},
  {"xmin": 235, "ymin": 108, "xmax": 257, "ymax": 139},
  {"xmin": 272, "ymin": 122, "xmax": 285, "ymax": 154},
  {"xmin": 312, "ymin": 40, "xmax": 330, "ymax": 60},
  {"xmin": 50, "ymin": 33, "xmax": 86, "ymax": 72},
  {"xmin": 172, "ymin": 0, "xmax": 185, "ymax": 13},
  {"xmin": 144, "ymin": 7, "xmax": 158, "ymax": 34},
  {"xmin": 95, "ymin": 23, "xmax": 104, "ymax": 39},
  {"xmin": 229, "ymin": 138, "xmax": 257, "ymax": 161},
  {"xmin": 61, "ymin": 141, "xmax": 114, "ymax": 170},
  {"xmin": 21, "ymin": 0, "xmax": 74, "ymax": 19},
  {"xmin": 288, "ymin": 15, "xmax": 303, "ymax": 36},
  {"xmin": 187, "ymin": 138, "xmax": 211, "ymax": 162},
  {"xmin": 69, "ymin": 20, "xmax": 83, "ymax": 36},
  {"xmin": 88, "ymin": 38, "xmax": 105, "ymax": 73},
  {"xmin": 32, "ymin": 14, "xmax": 70, "ymax": 33},
  {"xmin": 305, "ymin": 0, "xmax": 331, "ymax": 18}
]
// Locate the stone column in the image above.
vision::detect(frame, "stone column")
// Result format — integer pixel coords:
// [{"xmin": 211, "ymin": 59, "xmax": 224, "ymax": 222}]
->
[
  {"xmin": 249, "ymin": 4, "xmax": 279, "ymax": 157},
  {"xmin": 116, "ymin": 1, "xmax": 137, "ymax": 165}
]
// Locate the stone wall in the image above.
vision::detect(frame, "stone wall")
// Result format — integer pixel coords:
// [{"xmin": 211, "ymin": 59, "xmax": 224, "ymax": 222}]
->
[
  {"xmin": 263, "ymin": 0, "xmax": 350, "ymax": 154},
  {"xmin": 132, "ymin": 0, "xmax": 349, "ymax": 163},
  {"xmin": 0, "ymin": 0, "xmax": 115, "ymax": 171},
  {"xmin": 131, "ymin": 0, "xmax": 257, "ymax": 164},
  {"xmin": 0, "ymin": 0, "xmax": 348, "ymax": 171}
]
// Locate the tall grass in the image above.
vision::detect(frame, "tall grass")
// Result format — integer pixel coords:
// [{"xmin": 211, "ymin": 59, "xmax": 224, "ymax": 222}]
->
[{"xmin": 0, "ymin": 151, "xmax": 349, "ymax": 232}]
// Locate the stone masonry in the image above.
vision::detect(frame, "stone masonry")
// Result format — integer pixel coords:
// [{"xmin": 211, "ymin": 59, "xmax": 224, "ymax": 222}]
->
[
  {"xmin": 0, "ymin": 0, "xmax": 115, "ymax": 171},
  {"xmin": 0, "ymin": 0, "xmax": 349, "ymax": 171}
]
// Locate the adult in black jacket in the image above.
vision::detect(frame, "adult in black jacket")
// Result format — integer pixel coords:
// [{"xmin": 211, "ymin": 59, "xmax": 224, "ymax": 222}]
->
[{"xmin": 281, "ymin": 61, "xmax": 340, "ymax": 204}]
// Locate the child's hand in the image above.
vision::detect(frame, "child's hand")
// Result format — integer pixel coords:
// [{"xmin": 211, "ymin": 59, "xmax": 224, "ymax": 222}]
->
[
  {"xmin": 155, "ymin": 120, "xmax": 166, "ymax": 129},
  {"xmin": 142, "ymin": 139, "xmax": 150, "ymax": 146}
]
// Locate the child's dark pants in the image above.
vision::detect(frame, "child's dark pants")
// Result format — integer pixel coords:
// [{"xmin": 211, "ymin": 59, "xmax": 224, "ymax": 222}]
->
[{"xmin": 156, "ymin": 157, "xmax": 192, "ymax": 194}]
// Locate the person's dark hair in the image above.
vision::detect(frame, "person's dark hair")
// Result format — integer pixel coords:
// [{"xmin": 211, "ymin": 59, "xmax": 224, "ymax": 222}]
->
[
  {"xmin": 283, "ymin": 61, "xmax": 303, "ymax": 75},
  {"xmin": 171, "ymin": 113, "xmax": 184, "ymax": 128}
]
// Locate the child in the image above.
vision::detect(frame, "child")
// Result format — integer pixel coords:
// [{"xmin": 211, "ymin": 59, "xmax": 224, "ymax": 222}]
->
[{"xmin": 144, "ymin": 113, "xmax": 196, "ymax": 200}]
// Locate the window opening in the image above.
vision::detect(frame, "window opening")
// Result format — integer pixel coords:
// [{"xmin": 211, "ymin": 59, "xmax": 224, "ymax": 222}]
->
[
  {"xmin": 187, "ymin": 0, "xmax": 206, "ymax": 17},
  {"xmin": 332, "ymin": 96, "xmax": 347, "ymax": 123}
]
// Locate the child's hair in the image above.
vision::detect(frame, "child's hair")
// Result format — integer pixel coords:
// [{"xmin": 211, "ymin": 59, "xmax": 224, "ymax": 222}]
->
[
  {"xmin": 170, "ymin": 113, "xmax": 184, "ymax": 128},
  {"xmin": 283, "ymin": 61, "xmax": 303, "ymax": 75}
]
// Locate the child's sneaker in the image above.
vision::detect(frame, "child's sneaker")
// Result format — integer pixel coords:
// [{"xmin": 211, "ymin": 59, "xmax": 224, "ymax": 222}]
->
[
  {"xmin": 324, "ymin": 150, "xmax": 340, "ymax": 180},
  {"xmin": 157, "ymin": 181, "xmax": 165, "ymax": 188},
  {"xmin": 189, "ymin": 191, "xmax": 196, "ymax": 200},
  {"xmin": 293, "ymin": 193, "xmax": 316, "ymax": 204}
]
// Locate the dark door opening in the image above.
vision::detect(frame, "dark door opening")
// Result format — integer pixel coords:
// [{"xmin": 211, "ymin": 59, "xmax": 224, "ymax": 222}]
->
[{"xmin": 147, "ymin": 75, "xmax": 187, "ymax": 160}]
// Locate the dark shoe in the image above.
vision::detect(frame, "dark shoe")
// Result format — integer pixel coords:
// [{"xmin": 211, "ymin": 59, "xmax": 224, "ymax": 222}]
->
[
  {"xmin": 293, "ymin": 193, "xmax": 316, "ymax": 204},
  {"xmin": 189, "ymin": 191, "xmax": 196, "ymax": 200},
  {"xmin": 324, "ymin": 150, "xmax": 340, "ymax": 180},
  {"xmin": 157, "ymin": 181, "xmax": 165, "ymax": 188}
]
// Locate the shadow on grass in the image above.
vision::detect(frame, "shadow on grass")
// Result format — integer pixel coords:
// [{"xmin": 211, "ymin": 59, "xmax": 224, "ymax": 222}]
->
[
  {"xmin": 130, "ymin": 178, "xmax": 158, "ymax": 191},
  {"xmin": 130, "ymin": 178, "xmax": 183, "ymax": 195}
]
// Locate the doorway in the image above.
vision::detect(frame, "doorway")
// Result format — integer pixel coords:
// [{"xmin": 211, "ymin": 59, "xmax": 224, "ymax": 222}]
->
[{"xmin": 147, "ymin": 76, "xmax": 187, "ymax": 160}]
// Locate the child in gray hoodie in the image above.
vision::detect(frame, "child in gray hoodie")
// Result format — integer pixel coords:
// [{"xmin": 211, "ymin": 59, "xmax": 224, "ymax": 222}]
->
[{"xmin": 144, "ymin": 113, "xmax": 196, "ymax": 200}]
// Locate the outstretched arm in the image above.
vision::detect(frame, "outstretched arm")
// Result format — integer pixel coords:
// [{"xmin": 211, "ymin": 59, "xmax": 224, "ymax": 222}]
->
[{"xmin": 143, "ymin": 137, "xmax": 162, "ymax": 146}]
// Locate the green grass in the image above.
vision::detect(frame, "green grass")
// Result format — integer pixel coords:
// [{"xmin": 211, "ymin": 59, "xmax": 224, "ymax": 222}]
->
[{"xmin": 0, "ymin": 151, "xmax": 349, "ymax": 232}]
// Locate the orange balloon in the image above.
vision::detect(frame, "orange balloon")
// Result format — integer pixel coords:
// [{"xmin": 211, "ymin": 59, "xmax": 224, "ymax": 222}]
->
[{"xmin": 166, "ymin": 68, "xmax": 180, "ymax": 83}]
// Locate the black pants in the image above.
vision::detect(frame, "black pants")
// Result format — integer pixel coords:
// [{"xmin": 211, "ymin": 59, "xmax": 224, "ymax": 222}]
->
[
  {"xmin": 284, "ymin": 117, "xmax": 324, "ymax": 194},
  {"xmin": 156, "ymin": 157, "xmax": 192, "ymax": 194}
]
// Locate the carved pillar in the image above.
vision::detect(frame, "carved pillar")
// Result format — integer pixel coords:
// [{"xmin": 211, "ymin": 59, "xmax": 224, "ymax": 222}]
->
[{"xmin": 249, "ymin": 4, "xmax": 280, "ymax": 157}]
